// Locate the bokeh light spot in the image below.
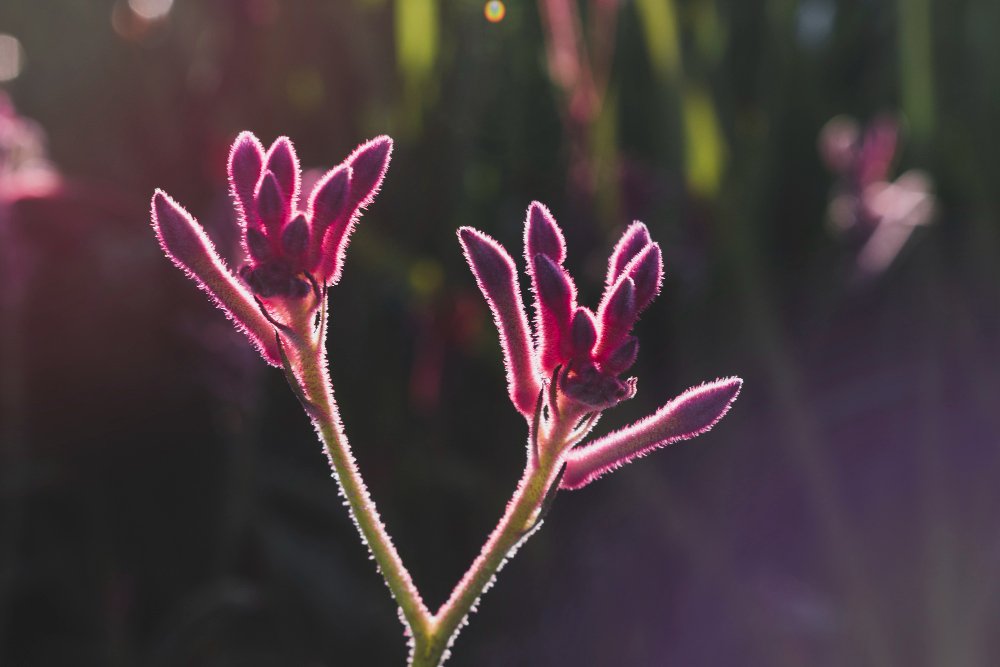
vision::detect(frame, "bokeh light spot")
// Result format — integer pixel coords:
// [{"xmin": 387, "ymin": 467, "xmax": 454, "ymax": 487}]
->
[
  {"xmin": 484, "ymin": 1, "xmax": 506, "ymax": 23},
  {"xmin": 128, "ymin": 0, "xmax": 174, "ymax": 20},
  {"xmin": 0, "ymin": 34, "xmax": 25, "ymax": 83}
]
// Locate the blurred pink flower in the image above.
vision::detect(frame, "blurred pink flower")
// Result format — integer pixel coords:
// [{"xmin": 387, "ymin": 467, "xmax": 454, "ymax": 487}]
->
[{"xmin": 819, "ymin": 114, "xmax": 934, "ymax": 276}]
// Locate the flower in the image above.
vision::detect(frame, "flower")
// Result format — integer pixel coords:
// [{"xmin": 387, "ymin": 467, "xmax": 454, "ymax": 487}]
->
[
  {"xmin": 459, "ymin": 203, "xmax": 741, "ymax": 488},
  {"xmin": 151, "ymin": 132, "xmax": 392, "ymax": 364}
]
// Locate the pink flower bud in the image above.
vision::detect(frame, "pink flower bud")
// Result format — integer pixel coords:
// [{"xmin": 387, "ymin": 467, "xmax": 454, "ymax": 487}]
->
[
  {"xmin": 151, "ymin": 189, "xmax": 281, "ymax": 366},
  {"xmin": 606, "ymin": 222, "xmax": 651, "ymax": 284},
  {"xmin": 309, "ymin": 165, "xmax": 352, "ymax": 237},
  {"xmin": 595, "ymin": 275, "xmax": 636, "ymax": 360},
  {"xmin": 458, "ymin": 227, "xmax": 541, "ymax": 418},
  {"xmin": 228, "ymin": 131, "xmax": 264, "ymax": 224},
  {"xmin": 245, "ymin": 226, "xmax": 272, "ymax": 263},
  {"xmin": 623, "ymin": 242, "xmax": 662, "ymax": 314},
  {"xmin": 569, "ymin": 307, "xmax": 597, "ymax": 360},
  {"xmin": 315, "ymin": 136, "xmax": 393, "ymax": 285},
  {"xmin": 561, "ymin": 377, "xmax": 742, "ymax": 489},
  {"xmin": 601, "ymin": 336, "xmax": 638, "ymax": 376},
  {"xmin": 255, "ymin": 171, "xmax": 287, "ymax": 234},
  {"xmin": 531, "ymin": 253, "xmax": 576, "ymax": 373},
  {"xmin": 524, "ymin": 201, "xmax": 566, "ymax": 265},
  {"xmin": 281, "ymin": 213, "xmax": 310, "ymax": 264},
  {"xmin": 264, "ymin": 136, "xmax": 300, "ymax": 211},
  {"xmin": 346, "ymin": 135, "xmax": 393, "ymax": 215}
]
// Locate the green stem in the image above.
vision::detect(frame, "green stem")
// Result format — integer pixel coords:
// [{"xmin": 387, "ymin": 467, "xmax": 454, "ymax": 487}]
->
[
  {"xmin": 411, "ymin": 431, "xmax": 568, "ymax": 667},
  {"xmin": 291, "ymin": 321, "xmax": 433, "ymax": 648},
  {"xmin": 288, "ymin": 303, "xmax": 572, "ymax": 666}
]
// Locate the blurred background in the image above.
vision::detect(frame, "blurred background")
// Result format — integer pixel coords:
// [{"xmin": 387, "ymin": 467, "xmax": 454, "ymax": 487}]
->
[{"xmin": 2, "ymin": 0, "xmax": 999, "ymax": 665}]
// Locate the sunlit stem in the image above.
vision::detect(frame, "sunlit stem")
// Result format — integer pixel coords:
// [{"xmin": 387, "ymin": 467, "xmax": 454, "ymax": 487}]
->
[
  {"xmin": 410, "ymin": 407, "xmax": 580, "ymax": 667},
  {"xmin": 284, "ymin": 301, "xmax": 434, "ymax": 650}
]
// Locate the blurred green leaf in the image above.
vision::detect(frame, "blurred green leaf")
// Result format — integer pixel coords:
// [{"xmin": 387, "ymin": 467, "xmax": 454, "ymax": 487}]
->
[
  {"xmin": 636, "ymin": 0, "xmax": 682, "ymax": 80},
  {"xmin": 681, "ymin": 84, "xmax": 726, "ymax": 197}
]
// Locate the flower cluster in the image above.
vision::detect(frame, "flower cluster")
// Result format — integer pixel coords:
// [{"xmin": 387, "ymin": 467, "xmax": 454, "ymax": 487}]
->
[
  {"xmin": 458, "ymin": 204, "xmax": 740, "ymax": 488},
  {"xmin": 151, "ymin": 132, "xmax": 392, "ymax": 364}
]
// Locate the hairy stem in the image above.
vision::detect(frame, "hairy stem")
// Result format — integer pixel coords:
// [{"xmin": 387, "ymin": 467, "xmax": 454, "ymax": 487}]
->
[
  {"xmin": 411, "ymin": 430, "xmax": 568, "ymax": 667},
  {"xmin": 290, "ymin": 313, "xmax": 433, "ymax": 649}
]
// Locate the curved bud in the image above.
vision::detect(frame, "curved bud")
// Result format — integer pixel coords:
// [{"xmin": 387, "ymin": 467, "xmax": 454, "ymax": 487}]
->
[
  {"xmin": 570, "ymin": 307, "xmax": 597, "ymax": 360},
  {"xmin": 309, "ymin": 165, "xmax": 352, "ymax": 236},
  {"xmin": 264, "ymin": 136, "xmax": 301, "ymax": 211},
  {"xmin": 281, "ymin": 213, "xmax": 310, "ymax": 265},
  {"xmin": 316, "ymin": 136, "xmax": 393, "ymax": 285},
  {"xmin": 532, "ymin": 253, "xmax": 576, "ymax": 372},
  {"xmin": 256, "ymin": 171, "xmax": 287, "ymax": 234},
  {"xmin": 607, "ymin": 222, "xmax": 651, "ymax": 285},
  {"xmin": 458, "ymin": 227, "xmax": 541, "ymax": 418},
  {"xmin": 601, "ymin": 336, "xmax": 638, "ymax": 376},
  {"xmin": 623, "ymin": 242, "xmax": 663, "ymax": 314},
  {"xmin": 524, "ymin": 201, "xmax": 566, "ymax": 265},
  {"xmin": 151, "ymin": 190, "xmax": 281, "ymax": 366},
  {"xmin": 561, "ymin": 377, "xmax": 742, "ymax": 489},
  {"xmin": 595, "ymin": 276, "xmax": 635, "ymax": 360},
  {"xmin": 346, "ymin": 135, "xmax": 393, "ymax": 215},
  {"xmin": 228, "ymin": 131, "xmax": 264, "ymax": 224}
]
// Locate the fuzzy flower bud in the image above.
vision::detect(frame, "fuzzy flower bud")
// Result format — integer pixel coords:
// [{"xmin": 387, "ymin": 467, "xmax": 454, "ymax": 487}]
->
[
  {"xmin": 151, "ymin": 189, "xmax": 281, "ymax": 365},
  {"xmin": 561, "ymin": 377, "xmax": 743, "ymax": 489}
]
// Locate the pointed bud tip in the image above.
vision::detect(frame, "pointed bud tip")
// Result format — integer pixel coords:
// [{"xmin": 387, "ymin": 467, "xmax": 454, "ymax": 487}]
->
[{"xmin": 525, "ymin": 201, "xmax": 566, "ymax": 264}]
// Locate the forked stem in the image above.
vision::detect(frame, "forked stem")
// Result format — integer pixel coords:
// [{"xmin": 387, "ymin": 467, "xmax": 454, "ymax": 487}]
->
[{"xmin": 286, "ymin": 303, "xmax": 572, "ymax": 667}]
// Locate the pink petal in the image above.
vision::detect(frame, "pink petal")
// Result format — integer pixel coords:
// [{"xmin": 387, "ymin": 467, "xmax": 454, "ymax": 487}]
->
[
  {"xmin": 151, "ymin": 190, "xmax": 281, "ymax": 366},
  {"xmin": 458, "ymin": 227, "xmax": 542, "ymax": 418},
  {"xmin": 228, "ymin": 131, "xmax": 264, "ymax": 225},
  {"xmin": 606, "ymin": 222, "xmax": 651, "ymax": 285},
  {"xmin": 531, "ymin": 253, "xmax": 577, "ymax": 373},
  {"xmin": 524, "ymin": 201, "xmax": 566, "ymax": 265},
  {"xmin": 561, "ymin": 377, "xmax": 742, "ymax": 489}
]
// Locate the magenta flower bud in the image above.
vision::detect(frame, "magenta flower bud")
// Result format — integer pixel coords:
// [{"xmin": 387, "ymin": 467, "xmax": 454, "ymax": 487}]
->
[
  {"xmin": 570, "ymin": 307, "xmax": 597, "ymax": 360},
  {"xmin": 532, "ymin": 253, "xmax": 576, "ymax": 373},
  {"xmin": 606, "ymin": 222, "xmax": 651, "ymax": 284},
  {"xmin": 623, "ymin": 242, "xmax": 663, "ymax": 314},
  {"xmin": 281, "ymin": 213, "xmax": 310, "ymax": 264},
  {"xmin": 595, "ymin": 276, "xmax": 636, "ymax": 360},
  {"xmin": 601, "ymin": 335, "xmax": 638, "ymax": 376},
  {"xmin": 346, "ymin": 135, "xmax": 393, "ymax": 214},
  {"xmin": 245, "ymin": 226, "xmax": 273, "ymax": 263},
  {"xmin": 458, "ymin": 227, "xmax": 542, "ymax": 418},
  {"xmin": 309, "ymin": 165, "xmax": 352, "ymax": 236},
  {"xmin": 264, "ymin": 136, "xmax": 300, "ymax": 210},
  {"xmin": 151, "ymin": 189, "xmax": 281, "ymax": 366},
  {"xmin": 228, "ymin": 131, "xmax": 264, "ymax": 223},
  {"xmin": 256, "ymin": 171, "xmax": 287, "ymax": 234},
  {"xmin": 314, "ymin": 136, "xmax": 393, "ymax": 286},
  {"xmin": 524, "ymin": 201, "xmax": 566, "ymax": 265},
  {"xmin": 561, "ymin": 377, "xmax": 742, "ymax": 490}
]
